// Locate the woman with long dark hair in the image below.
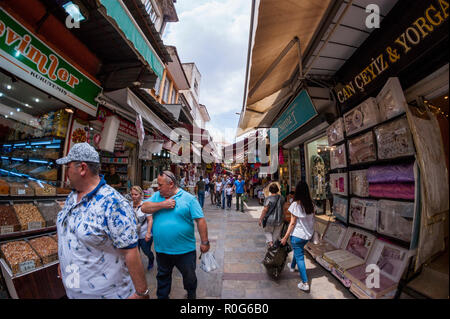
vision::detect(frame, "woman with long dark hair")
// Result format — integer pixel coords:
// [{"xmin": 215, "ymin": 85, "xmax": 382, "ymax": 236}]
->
[{"xmin": 280, "ymin": 180, "xmax": 315, "ymax": 291}]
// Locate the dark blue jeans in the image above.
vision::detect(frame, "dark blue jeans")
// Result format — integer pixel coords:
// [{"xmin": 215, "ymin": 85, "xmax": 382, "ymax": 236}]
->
[
  {"xmin": 226, "ymin": 195, "xmax": 232, "ymax": 208},
  {"xmin": 198, "ymin": 191, "xmax": 205, "ymax": 208},
  {"xmin": 156, "ymin": 250, "xmax": 197, "ymax": 299},
  {"xmin": 138, "ymin": 238, "xmax": 154, "ymax": 267}
]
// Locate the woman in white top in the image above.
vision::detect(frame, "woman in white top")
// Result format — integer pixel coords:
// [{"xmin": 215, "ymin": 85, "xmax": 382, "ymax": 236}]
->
[
  {"xmin": 131, "ymin": 186, "xmax": 154, "ymax": 270},
  {"xmin": 215, "ymin": 177, "xmax": 223, "ymax": 208},
  {"xmin": 281, "ymin": 181, "xmax": 315, "ymax": 291}
]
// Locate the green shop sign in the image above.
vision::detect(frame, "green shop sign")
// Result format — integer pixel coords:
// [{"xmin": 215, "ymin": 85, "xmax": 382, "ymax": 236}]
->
[
  {"xmin": 0, "ymin": 8, "xmax": 101, "ymax": 116},
  {"xmin": 271, "ymin": 89, "xmax": 318, "ymax": 143}
]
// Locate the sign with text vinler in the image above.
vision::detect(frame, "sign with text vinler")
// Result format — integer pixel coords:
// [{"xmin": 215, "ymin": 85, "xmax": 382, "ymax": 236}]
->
[
  {"xmin": 272, "ymin": 89, "xmax": 318, "ymax": 143},
  {"xmin": 0, "ymin": 8, "xmax": 101, "ymax": 116}
]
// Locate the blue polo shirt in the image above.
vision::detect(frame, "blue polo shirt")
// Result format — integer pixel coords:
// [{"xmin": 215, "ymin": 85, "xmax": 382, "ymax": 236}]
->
[
  {"xmin": 234, "ymin": 180, "xmax": 245, "ymax": 194},
  {"xmin": 147, "ymin": 189, "xmax": 204, "ymax": 255}
]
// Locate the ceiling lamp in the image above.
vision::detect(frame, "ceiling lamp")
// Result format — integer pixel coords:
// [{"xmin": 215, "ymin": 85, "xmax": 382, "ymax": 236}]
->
[{"xmin": 63, "ymin": 1, "xmax": 86, "ymax": 22}]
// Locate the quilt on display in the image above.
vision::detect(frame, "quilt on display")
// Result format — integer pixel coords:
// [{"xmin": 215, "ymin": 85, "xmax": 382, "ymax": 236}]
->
[
  {"xmin": 369, "ymin": 183, "xmax": 414, "ymax": 200},
  {"xmin": 374, "ymin": 117, "xmax": 415, "ymax": 160},
  {"xmin": 350, "ymin": 170, "xmax": 369, "ymax": 197},
  {"xmin": 330, "ymin": 144, "xmax": 347, "ymax": 169},
  {"xmin": 348, "ymin": 131, "xmax": 377, "ymax": 165},
  {"xmin": 349, "ymin": 198, "xmax": 378, "ymax": 231},
  {"xmin": 376, "ymin": 77, "xmax": 407, "ymax": 121},
  {"xmin": 344, "ymin": 97, "xmax": 381, "ymax": 136},
  {"xmin": 366, "ymin": 163, "xmax": 414, "ymax": 183},
  {"xmin": 377, "ymin": 200, "xmax": 414, "ymax": 242},
  {"xmin": 327, "ymin": 118, "xmax": 345, "ymax": 146}
]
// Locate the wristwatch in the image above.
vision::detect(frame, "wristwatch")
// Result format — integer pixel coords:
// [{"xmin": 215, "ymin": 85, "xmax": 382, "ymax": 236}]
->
[
  {"xmin": 201, "ymin": 240, "xmax": 210, "ymax": 245},
  {"xmin": 135, "ymin": 288, "xmax": 149, "ymax": 297}
]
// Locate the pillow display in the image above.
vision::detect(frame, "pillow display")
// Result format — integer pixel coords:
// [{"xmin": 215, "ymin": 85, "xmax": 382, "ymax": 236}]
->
[
  {"xmin": 349, "ymin": 198, "xmax": 378, "ymax": 231},
  {"xmin": 341, "ymin": 227, "xmax": 376, "ymax": 260},
  {"xmin": 367, "ymin": 163, "xmax": 415, "ymax": 184},
  {"xmin": 344, "ymin": 97, "xmax": 381, "ymax": 136},
  {"xmin": 327, "ymin": 118, "xmax": 345, "ymax": 146},
  {"xmin": 365, "ymin": 239, "xmax": 410, "ymax": 283},
  {"xmin": 323, "ymin": 222, "xmax": 348, "ymax": 248},
  {"xmin": 348, "ymin": 131, "xmax": 377, "ymax": 165},
  {"xmin": 332, "ymin": 195, "xmax": 348, "ymax": 223},
  {"xmin": 330, "ymin": 173, "xmax": 348, "ymax": 196},
  {"xmin": 376, "ymin": 77, "xmax": 407, "ymax": 121},
  {"xmin": 350, "ymin": 170, "xmax": 369, "ymax": 197},
  {"xmin": 330, "ymin": 144, "xmax": 347, "ymax": 169},
  {"xmin": 369, "ymin": 183, "xmax": 414, "ymax": 200},
  {"xmin": 374, "ymin": 117, "xmax": 415, "ymax": 160},
  {"xmin": 377, "ymin": 200, "xmax": 414, "ymax": 242}
]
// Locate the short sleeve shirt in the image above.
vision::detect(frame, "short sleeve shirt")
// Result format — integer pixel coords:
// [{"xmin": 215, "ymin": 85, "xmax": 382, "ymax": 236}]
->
[
  {"xmin": 288, "ymin": 201, "xmax": 314, "ymax": 240},
  {"xmin": 196, "ymin": 180, "xmax": 205, "ymax": 192},
  {"xmin": 148, "ymin": 189, "xmax": 204, "ymax": 254},
  {"xmin": 234, "ymin": 180, "xmax": 245, "ymax": 194},
  {"xmin": 57, "ymin": 177, "xmax": 138, "ymax": 299}
]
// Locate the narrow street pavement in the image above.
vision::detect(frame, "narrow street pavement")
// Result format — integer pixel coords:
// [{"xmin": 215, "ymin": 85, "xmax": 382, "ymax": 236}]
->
[{"xmin": 141, "ymin": 196, "xmax": 354, "ymax": 299}]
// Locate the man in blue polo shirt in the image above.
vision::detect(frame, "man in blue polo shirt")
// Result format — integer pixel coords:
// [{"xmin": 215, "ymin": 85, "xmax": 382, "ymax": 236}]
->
[
  {"xmin": 141, "ymin": 170, "xmax": 210, "ymax": 299},
  {"xmin": 233, "ymin": 174, "xmax": 246, "ymax": 213}
]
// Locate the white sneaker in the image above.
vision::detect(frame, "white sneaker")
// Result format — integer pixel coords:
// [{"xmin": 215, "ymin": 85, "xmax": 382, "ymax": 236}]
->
[{"xmin": 297, "ymin": 282, "xmax": 310, "ymax": 291}]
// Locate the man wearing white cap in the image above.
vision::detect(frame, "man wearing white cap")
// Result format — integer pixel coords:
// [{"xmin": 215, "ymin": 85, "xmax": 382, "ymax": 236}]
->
[{"xmin": 56, "ymin": 142, "xmax": 149, "ymax": 299}]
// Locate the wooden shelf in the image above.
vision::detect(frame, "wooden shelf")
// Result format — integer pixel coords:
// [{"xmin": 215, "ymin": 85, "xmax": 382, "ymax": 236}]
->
[{"xmin": 0, "ymin": 226, "xmax": 56, "ymax": 241}]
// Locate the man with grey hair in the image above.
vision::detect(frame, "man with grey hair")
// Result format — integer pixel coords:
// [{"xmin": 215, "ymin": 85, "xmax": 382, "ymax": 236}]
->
[
  {"xmin": 141, "ymin": 170, "xmax": 210, "ymax": 299},
  {"xmin": 56, "ymin": 142, "xmax": 149, "ymax": 299}
]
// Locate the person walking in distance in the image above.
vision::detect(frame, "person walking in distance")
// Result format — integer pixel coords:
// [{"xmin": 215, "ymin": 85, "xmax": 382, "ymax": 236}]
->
[
  {"xmin": 215, "ymin": 176, "xmax": 223, "ymax": 208},
  {"xmin": 225, "ymin": 183, "xmax": 233, "ymax": 210},
  {"xmin": 210, "ymin": 176, "xmax": 216, "ymax": 206},
  {"xmin": 280, "ymin": 181, "xmax": 315, "ymax": 292},
  {"xmin": 131, "ymin": 186, "xmax": 155, "ymax": 271},
  {"xmin": 56, "ymin": 143, "xmax": 149, "ymax": 299},
  {"xmin": 141, "ymin": 171, "xmax": 210, "ymax": 299},
  {"xmin": 233, "ymin": 175, "xmax": 246, "ymax": 213},
  {"xmin": 196, "ymin": 176, "xmax": 206, "ymax": 209}
]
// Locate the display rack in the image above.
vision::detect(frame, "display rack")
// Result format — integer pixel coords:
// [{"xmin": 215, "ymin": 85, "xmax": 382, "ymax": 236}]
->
[{"xmin": 314, "ymin": 78, "xmax": 420, "ymax": 299}]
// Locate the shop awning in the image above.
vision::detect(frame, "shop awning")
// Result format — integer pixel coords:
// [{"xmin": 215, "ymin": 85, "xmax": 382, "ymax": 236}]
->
[
  {"xmin": 104, "ymin": 88, "xmax": 176, "ymax": 142},
  {"xmin": 238, "ymin": 0, "xmax": 399, "ymax": 135},
  {"xmin": 99, "ymin": 0, "xmax": 164, "ymax": 80}
]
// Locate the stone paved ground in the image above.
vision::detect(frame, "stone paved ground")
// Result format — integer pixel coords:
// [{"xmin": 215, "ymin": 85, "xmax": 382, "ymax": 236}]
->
[{"xmin": 141, "ymin": 196, "xmax": 354, "ymax": 299}]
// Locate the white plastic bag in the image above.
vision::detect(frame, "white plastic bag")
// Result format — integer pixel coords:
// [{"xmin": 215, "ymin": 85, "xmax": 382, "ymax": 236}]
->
[{"xmin": 200, "ymin": 251, "xmax": 219, "ymax": 273}]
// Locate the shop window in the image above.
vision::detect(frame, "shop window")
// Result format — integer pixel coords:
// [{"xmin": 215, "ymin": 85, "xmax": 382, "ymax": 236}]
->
[
  {"xmin": 290, "ymin": 146, "xmax": 302, "ymax": 188},
  {"xmin": 162, "ymin": 78, "xmax": 170, "ymax": 103},
  {"xmin": 0, "ymin": 71, "xmax": 70, "ymax": 184},
  {"xmin": 306, "ymin": 135, "xmax": 331, "ymax": 214},
  {"xmin": 171, "ymin": 88, "xmax": 177, "ymax": 104},
  {"xmin": 141, "ymin": 0, "xmax": 160, "ymax": 25},
  {"xmin": 154, "ymin": 76, "xmax": 161, "ymax": 96}
]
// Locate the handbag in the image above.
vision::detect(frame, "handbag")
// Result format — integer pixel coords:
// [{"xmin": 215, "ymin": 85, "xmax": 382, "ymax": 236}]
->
[{"xmin": 262, "ymin": 196, "xmax": 280, "ymax": 228}]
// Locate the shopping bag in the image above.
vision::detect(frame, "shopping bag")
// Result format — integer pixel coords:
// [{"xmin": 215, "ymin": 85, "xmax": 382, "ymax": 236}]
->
[
  {"xmin": 262, "ymin": 239, "xmax": 291, "ymax": 279},
  {"xmin": 200, "ymin": 251, "xmax": 219, "ymax": 273}
]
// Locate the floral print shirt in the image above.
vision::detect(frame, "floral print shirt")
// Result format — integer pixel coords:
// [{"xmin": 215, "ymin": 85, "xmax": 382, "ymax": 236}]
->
[{"xmin": 57, "ymin": 177, "xmax": 138, "ymax": 299}]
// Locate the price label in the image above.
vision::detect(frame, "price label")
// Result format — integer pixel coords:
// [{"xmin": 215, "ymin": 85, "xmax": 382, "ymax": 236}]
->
[
  {"xmin": 28, "ymin": 221, "xmax": 42, "ymax": 230},
  {"xmin": 18, "ymin": 189, "xmax": 26, "ymax": 195},
  {"xmin": 0, "ymin": 226, "xmax": 14, "ymax": 234},
  {"xmin": 19, "ymin": 260, "xmax": 35, "ymax": 273}
]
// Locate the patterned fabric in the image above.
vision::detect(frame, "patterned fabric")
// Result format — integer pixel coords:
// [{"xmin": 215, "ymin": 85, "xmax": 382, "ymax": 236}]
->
[
  {"xmin": 57, "ymin": 177, "xmax": 138, "ymax": 299},
  {"xmin": 56, "ymin": 142, "xmax": 100, "ymax": 164}
]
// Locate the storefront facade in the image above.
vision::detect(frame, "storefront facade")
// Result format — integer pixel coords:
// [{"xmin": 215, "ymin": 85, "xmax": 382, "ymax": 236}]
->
[{"xmin": 0, "ymin": 4, "xmax": 103, "ymax": 298}]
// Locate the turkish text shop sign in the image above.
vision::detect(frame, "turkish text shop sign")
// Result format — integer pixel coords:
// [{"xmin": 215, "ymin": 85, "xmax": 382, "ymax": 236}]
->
[
  {"xmin": 272, "ymin": 89, "xmax": 318, "ymax": 143},
  {"xmin": 334, "ymin": 0, "xmax": 449, "ymax": 113},
  {"xmin": 0, "ymin": 8, "xmax": 101, "ymax": 116}
]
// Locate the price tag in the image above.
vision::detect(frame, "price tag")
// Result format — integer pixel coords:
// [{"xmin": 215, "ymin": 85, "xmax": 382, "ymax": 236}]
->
[
  {"xmin": 0, "ymin": 226, "xmax": 14, "ymax": 234},
  {"xmin": 19, "ymin": 260, "xmax": 35, "ymax": 273},
  {"xmin": 28, "ymin": 221, "xmax": 42, "ymax": 230},
  {"xmin": 18, "ymin": 189, "xmax": 26, "ymax": 195}
]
